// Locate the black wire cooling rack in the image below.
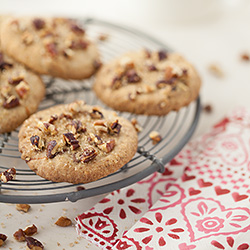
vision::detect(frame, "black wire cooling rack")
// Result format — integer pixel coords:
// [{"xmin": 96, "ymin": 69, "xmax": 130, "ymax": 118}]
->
[{"xmin": 0, "ymin": 18, "xmax": 201, "ymax": 204}]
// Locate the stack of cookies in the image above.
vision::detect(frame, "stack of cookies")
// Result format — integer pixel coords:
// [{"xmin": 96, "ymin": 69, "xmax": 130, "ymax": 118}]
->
[{"xmin": 0, "ymin": 15, "xmax": 201, "ymax": 184}]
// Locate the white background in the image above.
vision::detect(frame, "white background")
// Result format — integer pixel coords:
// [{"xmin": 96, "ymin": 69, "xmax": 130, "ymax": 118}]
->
[{"xmin": 1, "ymin": 1, "xmax": 250, "ymax": 249}]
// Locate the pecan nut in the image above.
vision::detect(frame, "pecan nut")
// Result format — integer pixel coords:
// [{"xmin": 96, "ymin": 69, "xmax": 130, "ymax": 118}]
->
[
  {"xmin": 46, "ymin": 140, "xmax": 57, "ymax": 159},
  {"xmin": 0, "ymin": 233, "xmax": 7, "ymax": 246},
  {"xmin": 13, "ymin": 229, "xmax": 26, "ymax": 242},
  {"xmin": 63, "ymin": 133, "xmax": 80, "ymax": 150},
  {"xmin": 15, "ymin": 81, "xmax": 30, "ymax": 99},
  {"xmin": 3, "ymin": 95, "xmax": 20, "ymax": 109},
  {"xmin": 97, "ymin": 139, "xmax": 115, "ymax": 153},
  {"xmin": 80, "ymin": 147, "xmax": 98, "ymax": 163},
  {"xmin": 24, "ymin": 224, "xmax": 38, "ymax": 236},
  {"xmin": 1, "ymin": 167, "xmax": 16, "ymax": 183},
  {"xmin": 16, "ymin": 204, "xmax": 31, "ymax": 213},
  {"xmin": 26, "ymin": 236, "xmax": 44, "ymax": 250},
  {"xmin": 149, "ymin": 131, "xmax": 162, "ymax": 145},
  {"xmin": 55, "ymin": 216, "xmax": 72, "ymax": 227},
  {"xmin": 108, "ymin": 120, "xmax": 122, "ymax": 135}
]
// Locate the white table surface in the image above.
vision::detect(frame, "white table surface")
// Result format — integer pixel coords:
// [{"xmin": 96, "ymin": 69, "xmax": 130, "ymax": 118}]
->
[{"xmin": 1, "ymin": 1, "xmax": 250, "ymax": 249}]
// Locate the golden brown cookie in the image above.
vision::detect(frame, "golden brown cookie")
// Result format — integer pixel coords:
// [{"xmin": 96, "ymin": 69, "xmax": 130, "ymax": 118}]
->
[
  {"xmin": 0, "ymin": 16, "xmax": 101, "ymax": 79},
  {"xmin": 0, "ymin": 50, "xmax": 45, "ymax": 133},
  {"xmin": 18, "ymin": 101, "xmax": 138, "ymax": 184},
  {"xmin": 93, "ymin": 49, "xmax": 201, "ymax": 115}
]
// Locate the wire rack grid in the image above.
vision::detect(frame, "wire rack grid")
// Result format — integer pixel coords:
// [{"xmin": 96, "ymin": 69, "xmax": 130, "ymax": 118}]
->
[{"xmin": 0, "ymin": 18, "xmax": 201, "ymax": 204}]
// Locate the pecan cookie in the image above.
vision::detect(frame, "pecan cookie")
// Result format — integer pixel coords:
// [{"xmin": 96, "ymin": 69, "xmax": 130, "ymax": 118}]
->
[
  {"xmin": 0, "ymin": 17, "xmax": 101, "ymax": 79},
  {"xmin": 18, "ymin": 101, "xmax": 138, "ymax": 184},
  {"xmin": 93, "ymin": 49, "xmax": 201, "ymax": 115},
  {"xmin": 0, "ymin": 50, "xmax": 45, "ymax": 133}
]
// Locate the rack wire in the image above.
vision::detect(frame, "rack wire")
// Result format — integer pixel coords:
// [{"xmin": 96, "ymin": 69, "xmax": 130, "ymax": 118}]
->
[{"xmin": 0, "ymin": 18, "xmax": 201, "ymax": 204}]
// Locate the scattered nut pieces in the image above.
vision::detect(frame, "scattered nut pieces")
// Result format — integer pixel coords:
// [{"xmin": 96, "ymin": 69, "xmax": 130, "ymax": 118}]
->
[
  {"xmin": 55, "ymin": 216, "xmax": 72, "ymax": 227},
  {"xmin": 208, "ymin": 64, "xmax": 224, "ymax": 78},
  {"xmin": 0, "ymin": 233, "xmax": 7, "ymax": 247},
  {"xmin": 203, "ymin": 104, "xmax": 213, "ymax": 113},
  {"xmin": 131, "ymin": 118, "xmax": 143, "ymax": 133},
  {"xmin": 149, "ymin": 131, "xmax": 162, "ymax": 145},
  {"xmin": 16, "ymin": 204, "xmax": 31, "ymax": 213},
  {"xmin": 25, "ymin": 236, "xmax": 44, "ymax": 250},
  {"xmin": 1, "ymin": 167, "xmax": 16, "ymax": 183},
  {"xmin": 13, "ymin": 229, "xmax": 26, "ymax": 242}
]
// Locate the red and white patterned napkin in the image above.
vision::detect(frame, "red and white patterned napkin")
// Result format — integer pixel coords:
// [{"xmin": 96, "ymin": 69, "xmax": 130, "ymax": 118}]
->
[{"xmin": 76, "ymin": 107, "xmax": 250, "ymax": 249}]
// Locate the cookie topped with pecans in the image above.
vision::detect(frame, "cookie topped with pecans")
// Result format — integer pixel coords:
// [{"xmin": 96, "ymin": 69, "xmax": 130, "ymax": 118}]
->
[
  {"xmin": 0, "ymin": 16, "xmax": 101, "ymax": 79},
  {"xmin": 0, "ymin": 49, "xmax": 45, "ymax": 133},
  {"xmin": 18, "ymin": 100, "xmax": 138, "ymax": 184},
  {"xmin": 93, "ymin": 49, "xmax": 201, "ymax": 115}
]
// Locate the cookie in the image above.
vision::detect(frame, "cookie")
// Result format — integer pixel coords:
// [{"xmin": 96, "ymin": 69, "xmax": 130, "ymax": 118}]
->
[
  {"xmin": 0, "ymin": 16, "xmax": 101, "ymax": 80},
  {"xmin": 0, "ymin": 50, "xmax": 45, "ymax": 133},
  {"xmin": 18, "ymin": 100, "xmax": 138, "ymax": 184},
  {"xmin": 93, "ymin": 49, "xmax": 201, "ymax": 115}
]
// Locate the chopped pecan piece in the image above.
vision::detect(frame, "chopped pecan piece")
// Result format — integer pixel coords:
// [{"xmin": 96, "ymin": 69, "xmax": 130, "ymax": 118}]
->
[
  {"xmin": 46, "ymin": 140, "xmax": 57, "ymax": 159},
  {"xmin": 3, "ymin": 95, "xmax": 20, "ymax": 109},
  {"xmin": 1, "ymin": 167, "xmax": 16, "ymax": 183},
  {"xmin": 87, "ymin": 133, "xmax": 102, "ymax": 146},
  {"xmin": 155, "ymin": 79, "xmax": 175, "ymax": 89},
  {"xmin": 59, "ymin": 112, "xmax": 73, "ymax": 120},
  {"xmin": 66, "ymin": 120, "xmax": 86, "ymax": 134},
  {"xmin": 70, "ymin": 23, "xmax": 85, "ymax": 35},
  {"xmin": 108, "ymin": 120, "xmax": 122, "ymax": 135},
  {"xmin": 13, "ymin": 229, "xmax": 25, "ymax": 242},
  {"xmin": 37, "ymin": 121, "xmax": 57, "ymax": 135},
  {"xmin": 15, "ymin": 80, "xmax": 30, "ymax": 99},
  {"xmin": 1, "ymin": 85, "xmax": 11, "ymax": 98},
  {"xmin": 149, "ymin": 131, "xmax": 162, "ymax": 145},
  {"xmin": 98, "ymin": 139, "xmax": 115, "ymax": 153},
  {"xmin": 0, "ymin": 53, "xmax": 13, "ymax": 71},
  {"xmin": 147, "ymin": 64, "xmax": 158, "ymax": 71},
  {"xmin": 26, "ymin": 236, "xmax": 44, "ymax": 250},
  {"xmin": 165, "ymin": 67, "xmax": 174, "ymax": 81},
  {"xmin": 33, "ymin": 18, "xmax": 45, "ymax": 30},
  {"xmin": 55, "ymin": 216, "xmax": 72, "ymax": 227},
  {"xmin": 158, "ymin": 50, "xmax": 168, "ymax": 61},
  {"xmin": 68, "ymin": 100, "xmax": 85, "ymax": 113},
  {"xmin": 93, "ymin": 59, "xmax": 102, "ymax": 70},
  {"xmin": 0, "ymin": 233, "xmax": 7, "ymax": 246},
  {"xmin": 8, "ymin": 76, "xmax": 24, "ymax": 85},
  {"xmin": 24, "ymin": 224, "xmax": 38, "ymax": 236},
  {"xmin": 69, "ymin": 39, "xmax": 88, "ymax": 50},
  {"xmin": 22, "ymin": 31, "xmax": 34, "ymax": 45},
  {"xmin": 120, "ymin": 57, "xmax": 134, "ymax": 70},
  {"xmin": 131, "ymin": 118, "xmax": 143, "ymax": 133},
  {"xmin": 63, "ymin": 48, "xmax": 75, "ymax": 58},
  {"xmin": 16, "ymin": 204, "xmax": 31, "ymax": 213},
  {"xmin": 126, "ymin": 69, "xmax": 141, "ymax": 83},
  {"xmin": 30, "ymin": 135, "xmax": 44, "ymax": 150},
  {"xmin": 48, "ymin": 115, "xmax": 58, "ymax": 124},
  {"xmin": 90, "ymin": 108, "xmax": 104, "ymax": 119},
  {"xmin": 63, "ymin": 133, "xmax": 80, "ymax": 150},
  {"xmin": 45, "ymin": 42, "xmax": 58, "ymax": 57},
  {"xmin": 80, "ymin": 147, "xmax": 98, "ymax": 163},
  {"xmin": 111, "ymin": 75, "xmax": 122, "ymax": 89}
]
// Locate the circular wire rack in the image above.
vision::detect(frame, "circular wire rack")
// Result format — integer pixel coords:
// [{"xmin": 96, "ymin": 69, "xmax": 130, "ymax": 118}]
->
[{"xmin": 0, "ymin": 18, "xmax": 201, "ymax": 204}]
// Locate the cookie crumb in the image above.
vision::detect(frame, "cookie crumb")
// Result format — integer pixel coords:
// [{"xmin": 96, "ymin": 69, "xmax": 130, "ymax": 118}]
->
[
  {"xmin": 76, "ymin": 186, "xmax": 85, "ymax": 191},
  {"xmin": 98, "ymin": 33, "xmax": 109, "ymax": 41},
  {"xmin": 208, "ymin": 64, "xmax": 224, "ymax": 78},
  {"xmin": 1, "ymin": 168, "xmax": 16, "ymax": 183},
  {"xmin": 149, "ymin": 131, "xmax": 162, "ymax": 145},
  {"xmin": 203, "ymin": 104, "xmax": 213, "ymax": 113},
  {"xmin": 240, "ymin": 52, "xmax": 250, "ymax": 61},
  {"xmin": 131, "ymin": 118, "xmax": 143, "ymax": 133},
  {"xmin": 16, "ymin": 204, "xmax": 31, "ymax": 213},
  {"xmin": 55, "ymin": 216, "xmax": 72, "ymax": 227}
]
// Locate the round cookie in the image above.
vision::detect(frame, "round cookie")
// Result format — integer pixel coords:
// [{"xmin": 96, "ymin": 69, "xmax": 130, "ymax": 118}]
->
[
  {"xmin": 0, "ymin": 50, "xmax": 45, "ymax": 133},
  {"xmin": 18, "ymin": 100, "xmax": 138, "ymax": 184},
  {"xmin": 0, "ymin": 17, "xmax": 101, "ymax": 80},
  {"xmin": 93, "ymin": 49, "xmax": 201, "ymax": 115}
]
